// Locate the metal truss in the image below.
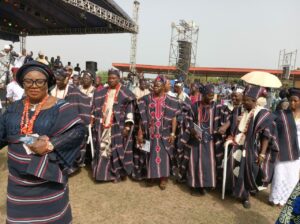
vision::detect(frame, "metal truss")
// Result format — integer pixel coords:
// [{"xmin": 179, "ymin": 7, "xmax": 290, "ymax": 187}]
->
[
  {"xmin": 129, "ymin": 1, "xmax": 140, "ymax": 74},
  {"xmin": 168, "ymin": 20, "xmax": 199, "ymax": 68},
  {"xmin": 61, "ymin": 0, "xmax": 137, "ymax": 33}
]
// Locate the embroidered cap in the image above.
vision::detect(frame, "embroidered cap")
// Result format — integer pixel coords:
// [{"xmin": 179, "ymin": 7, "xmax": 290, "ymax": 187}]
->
[
  {"xmin": 244, "ymin": 84, "xmax": 267, "ymax": 100},
  {"xmin": 108, "ymin": 69, "xmax": 120, "ymax": 77},
  {"xmin": 200, "ymin": 84, "xmax": 215, "ymax": 96},
  {"xmin": 154, "ymin": 75, "xmax": 167, "ymax": 84}
]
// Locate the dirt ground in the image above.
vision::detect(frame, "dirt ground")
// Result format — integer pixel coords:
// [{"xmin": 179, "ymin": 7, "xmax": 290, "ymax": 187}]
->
[{"xmin": 0, "ymin": 150, "xmax": 281, "ymax": 224}]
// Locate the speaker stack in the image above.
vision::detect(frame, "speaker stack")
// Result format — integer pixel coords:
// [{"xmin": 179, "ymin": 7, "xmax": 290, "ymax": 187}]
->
[
  {"xmin": 86, "ymin": 61, "xmax": 98, "ymax": 73},
  {"xmin": 85, "ymin": 61, "xmax": 97, "ymax": 80},
  {"xmin": 282, "ymin": 65, "xmax": 291, "ymax": 80},
  {"xmin": 176, "ymin": 40, "xmax": 192, "ymax": 80}
]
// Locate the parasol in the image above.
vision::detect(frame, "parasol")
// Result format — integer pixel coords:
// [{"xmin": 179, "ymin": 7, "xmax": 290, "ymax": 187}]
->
[{"xmin": 241, "ymin": 71, "xmax": 282, "ymax": 88}]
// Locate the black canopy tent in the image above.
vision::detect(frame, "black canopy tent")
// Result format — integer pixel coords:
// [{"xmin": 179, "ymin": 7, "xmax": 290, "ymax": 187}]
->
[{"xmin": 0, "ymin": 0, "xmax": 136, "ymax": 42}]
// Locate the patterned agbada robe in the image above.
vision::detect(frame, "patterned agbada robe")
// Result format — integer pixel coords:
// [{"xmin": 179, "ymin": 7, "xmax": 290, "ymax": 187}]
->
[
  {"xmin": 269, "ymin": 109, "xmax": 300, "ymax": 206},
  {"xmin": 51, "ymin": 84, "xmax": 92, "ymax": 170},
  {"xmin": 175, "ymin": 96, "xmax": 193, "ymax": 180},
  {"xmin": 0, "ymin": 100, "xmax": 86, "ymax": 224},
  {"xmin": 132, "ymin": 94, "xmax": 180, "ymax": 180},
  {"xmin": 92, "ymin": 85, "xmax": 135, "ymax": 181},
  {"xmin": 274, "ymin": 109, "xmax": 300, "ymax": 162},
  {"xmin": 64, "ymin": 84, "xmax": 92, "ymax": 125},
  {"xmin": 228, "ymin": 105, "xmax": 243, "ymax": 137},
  {"xmin": 226, "ymin": 108, "xmax": 279, "ymax": 200},
  {"xmin": 186, "ymin": 101, "xmax": 229, "ymax": 188}
]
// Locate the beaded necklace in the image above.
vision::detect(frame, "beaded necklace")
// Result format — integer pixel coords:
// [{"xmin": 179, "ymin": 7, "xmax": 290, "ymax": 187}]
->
[
  {"xmin": 198, "ymin": 103, "xmax": 210, "ymax": 123},
  {"xmin": 101, "ymin": 84, "xmax": 121, "ymax": 129},
  {"xmin": 20, "ymin": 95, "xmax": 49, "ymax": 134}
]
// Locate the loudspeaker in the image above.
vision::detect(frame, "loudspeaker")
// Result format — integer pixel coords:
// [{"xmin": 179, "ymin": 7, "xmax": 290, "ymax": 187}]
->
[
  {"xmin": 86, "ymin": 61, "xmax": 98, "ymax": 73},
  {"xmin": 283, "ymin": 65, "xmax": 291, "ymax": 79},
  {"xmin": 176, "ymin": 40, "xmax": 192, "ymax": 80}
]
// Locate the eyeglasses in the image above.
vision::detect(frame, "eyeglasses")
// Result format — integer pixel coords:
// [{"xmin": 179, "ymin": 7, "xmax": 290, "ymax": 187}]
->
[{"xmin": 23, "ymin": 79, "xmax": 47, "ymax": 88}]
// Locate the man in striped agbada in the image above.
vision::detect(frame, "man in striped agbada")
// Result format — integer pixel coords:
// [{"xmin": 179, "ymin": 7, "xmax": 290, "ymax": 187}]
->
[
  {"xmin": 187, "ymin": 84, "xmax": 229, "ymax": 195},
  {"xmin": 92, "ymin": 69, "xmax": 136, "ymax": 182},
  {"xmin": 224, "ymin": 84, "xmax": 279, "ymax": 209},
  {"xmin": 132, "ymin": 75, "xmax": 180, "ymax": 190}
]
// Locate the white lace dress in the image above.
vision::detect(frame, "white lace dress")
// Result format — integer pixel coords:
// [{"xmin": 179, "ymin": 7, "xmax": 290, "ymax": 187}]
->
[{"xmin": 269, "ymin": 119, "xmax": 300, "ymax": 205}]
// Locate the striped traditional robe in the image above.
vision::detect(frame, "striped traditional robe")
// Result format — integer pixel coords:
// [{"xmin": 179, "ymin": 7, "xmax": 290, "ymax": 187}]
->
[
  {"xmin": 132, "ymin": 94, "xmax": 180, "ymax": 180},
  {"xmin": 187, "ymin": 101, "xmax": 230, "ymax": 188},
  {"xmin": 274, "ymin": 109, "xmax": 300, "ymax": 162},
  {"xmin": 229, "ymin": 108, "xmax": 279, "ymax": 200},
  {"xmin": 53, "ymin": 84, "xmax": 92, "ymax": 170},
  {"xmin": 64, "ymin": 84, "xmax": 91, "ymax": 125},
  {"xmin": 0, "ymin": 100, "xmax": 86, "ymax": 223},
  {"xmin": 175, "ymin": 96, "xmax": 193, "ymax": 180},
  {"xmin": 92, "ymin": 85, "xmax": 136, "ymax": 181}
]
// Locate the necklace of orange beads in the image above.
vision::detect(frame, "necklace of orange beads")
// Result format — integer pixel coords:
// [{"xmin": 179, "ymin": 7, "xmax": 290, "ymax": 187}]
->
[
  {"xmin": 20, "ymin": 95, "xmax": 49, "ymax": 134},
  {"xmin": 101, "ymin": 84, "xmax": 121, "ymax": 129}
]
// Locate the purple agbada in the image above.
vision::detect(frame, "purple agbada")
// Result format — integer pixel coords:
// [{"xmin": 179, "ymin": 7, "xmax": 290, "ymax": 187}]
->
[
  {"xmin": 92, "ymin": 85, "xmax": 136, "ymax": 181},
  {"xmin": 132, "ymin": 94, "xmax": 180, "ymax": 180}
]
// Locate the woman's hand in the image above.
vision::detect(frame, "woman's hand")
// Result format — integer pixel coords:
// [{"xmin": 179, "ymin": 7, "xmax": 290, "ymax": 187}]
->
[
  {"xmin": 27, "ymin": 138, "xmax": 49, "ymax": 155},
  {"xmin": 27, "ymin": 135, "xmax": 52, "ymax": 156}
]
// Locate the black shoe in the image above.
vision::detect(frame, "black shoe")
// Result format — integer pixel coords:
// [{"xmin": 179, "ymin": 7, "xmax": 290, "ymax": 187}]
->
[
  {"xmin": 242, "ymin": 200, "xmax": 251, "ymax": 209},
  {"xmin": 199, "ymin": 188, "xmax": 207, "ymax": 195},
  {"xmin": 190, "ymin": 188, "xmax": 202, "ymax": 196}
]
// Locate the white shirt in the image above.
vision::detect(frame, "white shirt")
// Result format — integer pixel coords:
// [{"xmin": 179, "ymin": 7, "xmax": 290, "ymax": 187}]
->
[
  {"xmin": 14, "ymin": 55, "xmax": 25, "ymax": 68},
  {"xmin": 132, "ymin": 87, "xmax": 150, "ymax": 99},
  {"xmin": 51, "ymin": 85, "xmax": 69, "ymax": 99},
  {"xmin": 79, "ymin": 85, "xmax": 95, "ymax": 98},
  {"xmin": 6, "ymin": 81, "xmax": 24, "ymax": 101},
  {"xmin": 167, "ymin": 91, "xmax": 177, "ymax": 98}
]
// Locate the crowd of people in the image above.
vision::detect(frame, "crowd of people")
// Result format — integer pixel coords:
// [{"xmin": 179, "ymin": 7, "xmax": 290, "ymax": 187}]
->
[{"xmin": 0, "ymin": 44, "xmax": 299, "ymax": 223}]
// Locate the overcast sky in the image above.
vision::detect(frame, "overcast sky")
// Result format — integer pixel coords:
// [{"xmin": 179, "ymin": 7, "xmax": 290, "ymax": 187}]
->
[{"xmin": 0, "ymin": 0, "xmax": 299, "ymax": 71}]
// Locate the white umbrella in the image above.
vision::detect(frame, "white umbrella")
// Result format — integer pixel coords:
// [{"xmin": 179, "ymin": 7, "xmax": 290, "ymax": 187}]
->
[{"xmin": 241, "ymin": 71, "xmax": 282, "ymax": 88}]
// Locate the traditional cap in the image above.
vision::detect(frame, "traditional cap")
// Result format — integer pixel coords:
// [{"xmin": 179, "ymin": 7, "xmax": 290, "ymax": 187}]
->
[
  {"xmin": 288, "ymin": 88, "xmax": 300, "ymax": 98},
  {"xmin": 81, "ymin": 70, "xmax": 95, "ymax": 80},
  {"xmin": 38, "ymin": 50, "xmax": 44, "ymax": 56},
  {"xmin": 174, "ymin": 79, "xmax": 184, "ymax": 87},
  {"xmin": 16, "ymin": 61, "xmax": 56, "ymax": 89},
  {"xmin": 154, "ymin": 75, "xmax": 167, "ymax": 84},
  {"xmin": 54, "ymin": 69, "xmax": 68, "ymax": 79},
  {"xmin": 200, "ymin": 84, "xmax": 215, "ymax": 95},
  {"xmin": 108, "ymin": 69, "xmax": 120, "ymax": 77},
  {"xmin": 244, "ymin": 84, "xmax": 267, "ymax": 100}
]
